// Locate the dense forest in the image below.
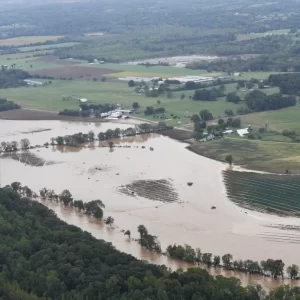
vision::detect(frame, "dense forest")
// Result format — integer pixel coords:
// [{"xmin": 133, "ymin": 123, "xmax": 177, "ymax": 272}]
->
[
  {"xmin": 1, "ymin": 186, "xmax": 300, "ymax": 300},
  {"xmin": 0, "ymin": 69, "xmax": 30, "ymax": 89},
  {"xmin": 1, "ymin": 0, "xmax": 300, "ymax": 62},
  {"xmin": 0, "ymin": 98, "xmax": 20, "ymax": 111},
  {"xmin": 269, "ymin": 73, "xmax": 300, "ymax": 95}
]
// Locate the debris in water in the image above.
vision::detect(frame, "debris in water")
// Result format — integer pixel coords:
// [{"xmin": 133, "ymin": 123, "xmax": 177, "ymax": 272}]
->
[
  {"xmin": 187, "ymin": 182, "xmax": 193, "ymax": 186},
  {"xmin": 211, "ymin": 206, "xmax": 216, "ymax": 210}
]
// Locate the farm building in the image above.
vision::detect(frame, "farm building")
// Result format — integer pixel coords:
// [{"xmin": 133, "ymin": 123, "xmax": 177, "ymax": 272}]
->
[
  {"xmin": 79, "ymin": 98, "xmax": 88, "ymax": 103},
  {"xmin": 24, "ymin": 79, "xmax": 43, "ymax": 86},
  {"xmin": 237, "ymin": 128, "xmax": 249, "ymax": 137}
]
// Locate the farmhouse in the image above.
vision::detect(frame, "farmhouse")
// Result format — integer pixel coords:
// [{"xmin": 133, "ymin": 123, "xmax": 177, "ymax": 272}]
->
[{"xmin": 24, "ymin": 79, "xmax": 43, "ymax": 86}]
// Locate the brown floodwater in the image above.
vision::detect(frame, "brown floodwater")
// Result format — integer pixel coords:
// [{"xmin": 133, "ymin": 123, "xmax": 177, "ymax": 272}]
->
[{"xmin": 1, "ymin": 119, "xmax": 300, "ymax": 290}]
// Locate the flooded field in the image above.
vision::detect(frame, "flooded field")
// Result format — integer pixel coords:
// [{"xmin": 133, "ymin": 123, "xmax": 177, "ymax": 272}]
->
[{"xmin": 1, "ymin": 119, "xmax": 300, "ymax": 289}]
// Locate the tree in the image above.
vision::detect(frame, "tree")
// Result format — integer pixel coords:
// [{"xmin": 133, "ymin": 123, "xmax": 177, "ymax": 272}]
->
[
  {"xmin": 202, "ymin": 253, "xmax": 212, "ymax": 267},
  {"xmin": 20, "ymin": 138, "xmax": 30, "ymax": 149},
  {"xmin": 199, "ymin": 110, "xmax": 213, "ymax": 121},
  {"xmin": 225, "ymin": 109, "xmax": 234, "ymax": 116},
  {"xmin": 226, "ymin": 92, "xmax": 241, "ymax": 104},
  {"xmin": 225, "ymin": 155, "xmax": 233, "ymax": 166},
  {"xmin": 222, "ymin": 253, "xmax": 233, "ymax": 269},
  {"xmin": 213, "ymin": 255, "xmax": 221, "ymax": 267},
  {"xmin": 180, "ymin": 93, "xmax": 186, "ymax": 100},
  {"xmin": 88, "ymin": 130, "xmax": 95, "ymax": 141},
  {"xmin": 59, "ymin": 189, "xmax": 73, "ymax": 206},
  {"xmin": 124, "ymin": 230, "xmax": 131, "ymax": 238},
  {"xmin": 132, "ymin": 102, "xmax": 139, "ymax": 109},
  {"xmin": 287, "ymin": 264, "xmax": 299, "ymax": 279},
  {"xmin": 128, "ymin": 80, "xmax": 135, "ymax": 87},
  {"xmin": 157, "ymin": 100, "xmax": 161, "ymax": 105},
  {"xmin": 98, "ymin": 132, "xmax": 105, "ymax": 140},
  {"xmin": 190, "ymin": 114, "xmax": 200, "ymax": 123},
  {"xmin": 11, "ymin": 182, "xmax": 21, "ymax": 192},
  {"xmin": 55, "ymin": 136, "xmax": 64, "ymax": 146},
  {"xmin": 11, "ymin": 141, "xmax": 18, "ymax": 151},
  {"xmin": 105, "ymin": 216, "xmax": 114, "ymax": 226}
]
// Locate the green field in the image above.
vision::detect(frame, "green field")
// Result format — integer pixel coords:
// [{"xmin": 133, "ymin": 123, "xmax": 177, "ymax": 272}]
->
[
  {"xmin": 84, "ymin": 62, "xmax": 222, "ymax": 78},
  {"xmin": 0, "ymin": 35, "xmax": 63, "ymax": 46},
  {"xmin": 240, "ymin": 103, "xmax": 300, "ymax": 133},
  {"xmin": 188, "ymin": 137, "xmax": 300, "ymax": 173},
  {"xmin": 18, "ymin": 42, "xmax": 80, "ymax": 52},
  {"xmin": 223, "ymin": 170, "xmax": 300, "ymax": 216}
]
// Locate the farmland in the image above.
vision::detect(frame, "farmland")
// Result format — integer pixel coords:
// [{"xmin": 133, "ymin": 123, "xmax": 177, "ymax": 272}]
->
[
  {"xmin": 188, "ymin": 138, "xmax": 300, "ymax": 174},
  {"xmin": 0, "ymin": 35, "xmax": 63, "ymax": 46},
  {"xmin": 223, "ymin": 170, "xmax": 300, "ymax": 216},
  {"xmin": 240, "ymin": 105, "xmax": 300, "ymax": 133}
]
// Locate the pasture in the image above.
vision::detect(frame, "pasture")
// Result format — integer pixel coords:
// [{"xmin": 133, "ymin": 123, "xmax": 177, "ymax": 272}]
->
[
  {"xmin": 223, "ymin": 170, "xmax": 300, "ymax": 216},
  {"xmin": 240, "ymin": 103, "xmax": 300, "ymax": 133},
  {"xmin": 188, "ymin": 137, "xmax": 300, "ymax": 173},
  {"xmin": 0, "ymin": 36, "xmax": 63, "ymax": 46}
]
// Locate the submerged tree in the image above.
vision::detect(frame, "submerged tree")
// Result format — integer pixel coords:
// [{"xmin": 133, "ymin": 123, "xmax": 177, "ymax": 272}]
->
[
  {"xmin": 20, "ymin": 138, "xmax": 30, "ymax": 150},
  {"xmin": 137, "ymin": 225, "xmax": 161, "ymax": 253},
  {"xmin": 124, "ymin": 230, "xmax": 131, "ymax": 238},
  {"xmin": 59, "ymin": 189, "xmax": 73, "ymax": 206},
  {"xmin": 105, "ymin": 216, "xmax": 114, "ymax": 226},
  {"xmin": 287, "ymin": 264, "xmax": 299, "ymax": 279},
  {"xmin": 225, "ymin": 155, "xmax": 233, "ymax": 166}
]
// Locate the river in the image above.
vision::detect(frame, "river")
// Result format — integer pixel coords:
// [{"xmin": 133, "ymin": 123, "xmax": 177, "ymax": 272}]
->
[{"xmin": 1, "ymin": 119, "xmax": 300, "ymax": 290}]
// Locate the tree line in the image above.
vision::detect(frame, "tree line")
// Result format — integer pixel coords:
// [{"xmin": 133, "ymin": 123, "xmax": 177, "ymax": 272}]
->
[
  {"xmin": 0, "ymin": 98, "xmax": 21, "ymax": 112},
  {"xmin": 0, "ymin": 138, "xmax": 30, "ymax": 153},
  {"xmin": 245, "ymin": 90, "xmax": 296, "ymax": 112},
  {"xmin": 0, "ymin": 68, "xmax": 30, "ymax": 89},
  {"xmin": 53, "ymin": 123, "xmax": 169, "ymax": 147},
  {"xmin": 192, "ymin": 85, "xmax": 226, "ymax": 101},
  {"xmin": 166, "ymin": 244, "xmax": 299, "ymax": 280},
  {"xmin": 269, "ymin": 73, "xmax": 300, "ymax": 95},
  {"xmin": 0, "ymin": 186, "xmax": 300, "ymax": 299}
]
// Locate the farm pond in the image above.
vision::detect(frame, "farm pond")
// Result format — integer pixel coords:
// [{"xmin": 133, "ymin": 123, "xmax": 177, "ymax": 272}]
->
[{"xmin": 1, "ymin": 119, "xmax": 300, "ymax": 289}]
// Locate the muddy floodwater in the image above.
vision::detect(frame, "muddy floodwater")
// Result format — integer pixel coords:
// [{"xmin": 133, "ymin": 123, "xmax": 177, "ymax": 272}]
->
[{"xmin": 1, "ymin": 119, "xmax": 300, "ymax": 290}]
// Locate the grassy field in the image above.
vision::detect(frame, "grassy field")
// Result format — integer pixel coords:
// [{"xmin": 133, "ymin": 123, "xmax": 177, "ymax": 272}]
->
[
  {"xmin": 84, "ymin": 63, "xmax": 223, "ymax": 78},
  {"xmin": 240, "ymin": 102, "xmax": 300, "ymax": 133},
  {"xmin": 0, "ymin": 36, "xmax": 63, "ymax": 46},
  {"xmin": 188, "ymin": 137, "xmax": 300, "ymax": 173},
  {"xmin": 223, "ymin": 170, "xmax": 300, "ymax": 216},
  {"xmin": 18, "ymin": 42, "xmax": 80, "ymax": 52}
]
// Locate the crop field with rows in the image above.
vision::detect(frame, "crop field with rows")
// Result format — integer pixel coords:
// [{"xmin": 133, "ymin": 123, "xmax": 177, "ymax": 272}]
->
[{"xmin": 223, "ymin": 170, "xmax": 300, "ymax": 217}]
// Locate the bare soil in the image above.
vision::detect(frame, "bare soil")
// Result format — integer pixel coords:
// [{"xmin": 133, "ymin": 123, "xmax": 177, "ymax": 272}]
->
[{"xmin": 30, "ymin": 60, "xmax": 121, "ymax": 79}]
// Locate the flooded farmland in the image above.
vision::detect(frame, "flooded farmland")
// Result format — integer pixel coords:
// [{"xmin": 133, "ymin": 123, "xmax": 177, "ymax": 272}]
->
[{"xmin": 1, "ymin": 119, "xmax": 300, "ymax": 289}]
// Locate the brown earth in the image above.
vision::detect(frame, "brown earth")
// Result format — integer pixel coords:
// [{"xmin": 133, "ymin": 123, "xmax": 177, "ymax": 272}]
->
[{"xmin": 30, "ymin": 65, "xmax": 120, "ymax": 79}]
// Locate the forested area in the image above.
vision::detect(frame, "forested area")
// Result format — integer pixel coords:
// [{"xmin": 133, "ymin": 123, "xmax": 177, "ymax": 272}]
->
[
  {"xmin": 244, "ymin": 91, "xmax": 296, "ymax": 112},
  {"xmin": 269, "ymin": 74, "xmax": 300, "ymax": 95},
  {"xmin": 0, "ymin": 98, "xmax": 20, "ymax": 111},
  {"xmin": 0, "ymin": 69, "xmax": 30, "ymax": 89},
  {"xmin": 1, "ymin": 186, "xmax": 300, "ymax": 300},
  {"xmin": 1, "ymin": 0, "xmax": 300, "ymax": 62}
]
